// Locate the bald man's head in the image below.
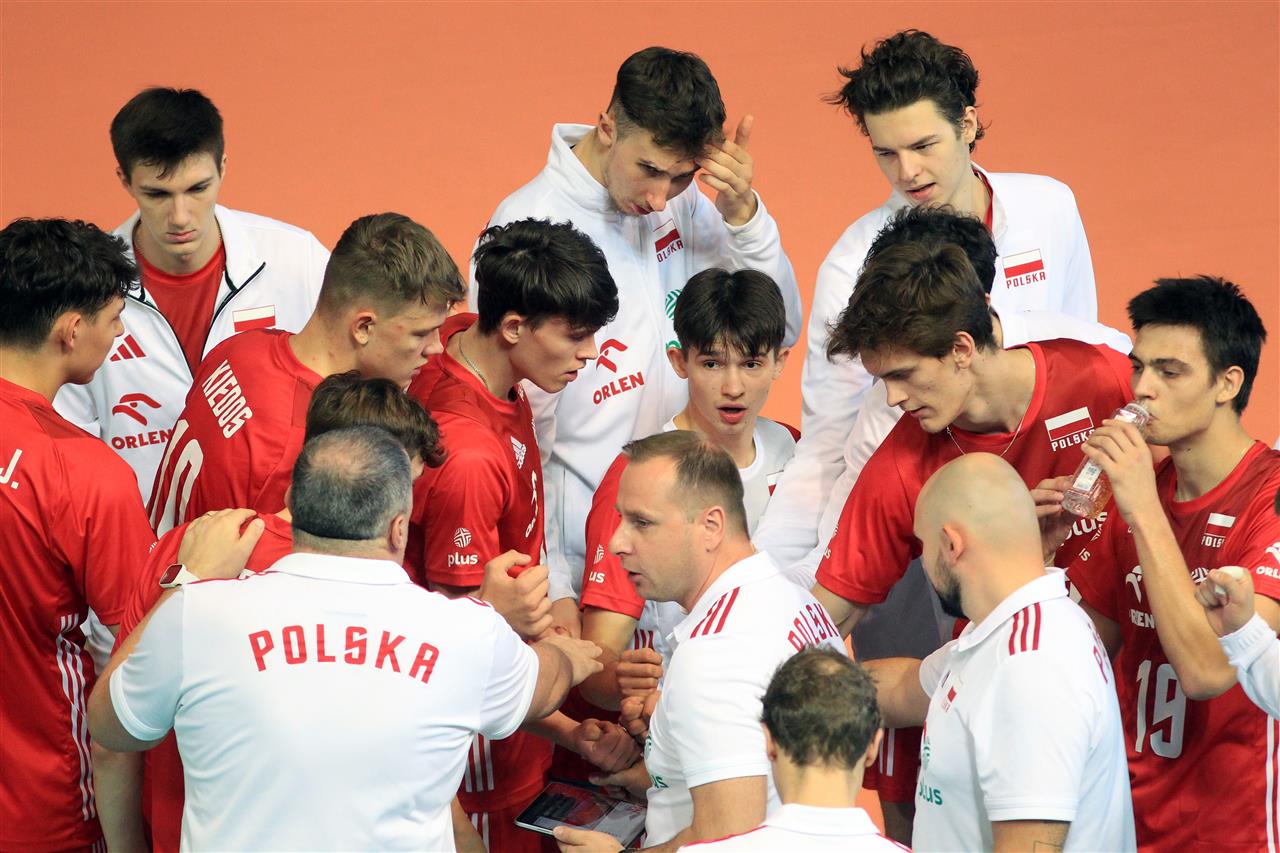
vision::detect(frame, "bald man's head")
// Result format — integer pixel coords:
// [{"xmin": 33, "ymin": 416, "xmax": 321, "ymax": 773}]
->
[{"xmin": 914, "ymin": 453, "xmax": 1043, "ymax": 618}]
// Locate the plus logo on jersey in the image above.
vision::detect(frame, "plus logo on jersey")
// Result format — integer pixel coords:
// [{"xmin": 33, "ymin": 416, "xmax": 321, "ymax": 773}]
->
[
  {"xmin": 453, "ymin": 528, "xmax": 472, "ymax": 548},
  {"xmin": 1045, "ymin": 406, "xmax": 1096, "ymax": 451},
  {"xmin": 653, "ymin": 219, "xmax": 684, "ymax": 262},
  {"xmin": 1201, "ymin": 512, "xmax": 1235, "ymax": 548},
  {"xmin": 1003, "ymin": 248, "xmax": 1046, "ymax": 290},
  {"xmin": 593, "ymin": 339, "xmax": 646, "ymax": 405},
  {"xmin": 510, "ymin": 436, "xmax": 527, "ymax": 469},
  {"xmin": 109, "ymin": 334, "xmax": 147, "ymax": 362},
  {"xmin": 1190, "ymin": 566, "xmax": 1210, "ymax": 585}
]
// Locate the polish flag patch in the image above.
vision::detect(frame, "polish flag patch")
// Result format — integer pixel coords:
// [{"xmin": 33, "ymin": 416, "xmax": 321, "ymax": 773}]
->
[
  {"xmin": 1003, "ymin": 249, "xmax": 1045, "ymax": 280},
  {"xmin": 232, "ymin": 305, "xmax": 276, "ymax": 333},
  {"xmin": 653, "ymin": 218, "xmax": 684, "ymax": 261},
  {"xmin": 1205, "ymin": 513, "xmax": 1236, "ymax": 536}
]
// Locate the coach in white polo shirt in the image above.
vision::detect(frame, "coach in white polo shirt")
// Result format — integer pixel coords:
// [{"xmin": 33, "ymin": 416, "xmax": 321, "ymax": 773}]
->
[
  {"xmin": 677, "ymin": 648, "xmax": 902, "ymax": 852},
  {"xmin": 554, "ymin": 431, "xmax": 845, "ymax": 853},
  {"xmin": 868, "ymin": 453, "xmax": 1134, "ymax": 852},
  {"xmin": 88, "ymin": 427, "xmax": 602, "ymax": 852}
]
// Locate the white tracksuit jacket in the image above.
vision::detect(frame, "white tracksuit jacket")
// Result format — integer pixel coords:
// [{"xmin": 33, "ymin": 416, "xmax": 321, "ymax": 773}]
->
[
  {"xmin": 757, "ymin": 167, "xmax": 1098, "ymax": 566},
  {"xmin": 54, "ymin": 205, "xmax": 328, "ymax": 502},
  {"xmin": 481, "ymin": 124, "xmax": 801, "ymax": 600}
]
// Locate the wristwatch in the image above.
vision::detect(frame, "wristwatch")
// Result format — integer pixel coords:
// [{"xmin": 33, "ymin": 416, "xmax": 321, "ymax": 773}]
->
[{"xmin": 158, "ymin": 563, "xmax": 201, "ymax": 589}]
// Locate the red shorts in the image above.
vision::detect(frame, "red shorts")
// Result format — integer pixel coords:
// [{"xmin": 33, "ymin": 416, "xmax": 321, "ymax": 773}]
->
[{"xmin": 861, "ymin": 726, "xmax": 921, "ymax": 803}]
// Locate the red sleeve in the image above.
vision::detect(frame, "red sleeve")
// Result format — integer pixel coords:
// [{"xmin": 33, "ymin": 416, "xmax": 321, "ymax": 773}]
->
[
  {"xmin": 580, "ymin": 455, "xmax": 643, "ymax": 619},
  {"xmin": 416, "ymin": 440, "xmax": 509, "ymax": 588},
  {"xmin": 1232, "ymin": 472, "xmax": 1280, "ymax": 603},
  {"xmin": 814, "ymin": 442, "xmax": 919, "ymax": 606},
  {"xmin": 60, "ymin": 446, "xmax": 156, "ymax": 626},
  {"xmin": 1064, "ymin": 500, "xmax": 1125, "ymax": 623},
  {"xmin": 115, "ymin": 525, "xmax": 184, "ymax": 645}
]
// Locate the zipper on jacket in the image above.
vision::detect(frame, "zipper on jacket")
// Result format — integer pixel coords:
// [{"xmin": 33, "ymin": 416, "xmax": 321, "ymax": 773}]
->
[{"xmin": 200, "ymin": 261, "xmax": 267, "ymax": 360}]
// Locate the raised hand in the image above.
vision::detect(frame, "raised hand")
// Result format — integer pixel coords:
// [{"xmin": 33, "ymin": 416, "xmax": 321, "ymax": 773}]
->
[{"xmin": 699, "ymin": 115, "xmax": 759, "ymax": 226}]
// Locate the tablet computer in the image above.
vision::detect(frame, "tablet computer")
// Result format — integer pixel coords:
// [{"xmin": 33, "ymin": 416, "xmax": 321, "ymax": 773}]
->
[{"xmin": 514, "ymin": 780, "xmax": 646, "ymax": 846}]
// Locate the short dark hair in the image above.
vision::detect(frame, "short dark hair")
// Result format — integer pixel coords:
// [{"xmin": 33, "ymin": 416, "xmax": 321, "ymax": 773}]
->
[
  {"xmin": 0, "ymin": 218, "xmax": 135, "ymax": 349},
  {"xmin": 306, "ymin": 372, "xmax": 445, "ymax": 468},
  {"xmin": 826, "ymin": 30, "xmax": 986, "ymax": 152},
  {"xmin": 111, "ymin": 87, "xmax": 225, "ymax": 181},
  {"xmin": 623, "ymin": 430, "xmax": 747, "ymax": 536},
  {"xmin": 674, "ymin": 268, "xmax": 786, "ymax": 357},
  {"xmin": 473, "ymin": 218, "xmax": 618, "ymax": 334},
  {"xmin": 290, "ymin": 426, "xmax": 412, "ymax": 543},
  {"xmin": 762, "ymin": 648, "xmax": 881, "ymax": 768},
  {"xmin": 867, "ymin": 206, "xmax": 998, "ymax": 292},
  {"xmin": 318, "ymin": 213, "xmax": 465, "ymax": 318},
  {"xmin": 610, "ymin": 47, "xmax": 726, "ymax": 158},
  {"xmin": 828, "ymin": 241, "xmax": 994, "ymax": 361},
  {"xmin": 1128, "ymin": 276, "xmax": 1267, "ymax": 414}
]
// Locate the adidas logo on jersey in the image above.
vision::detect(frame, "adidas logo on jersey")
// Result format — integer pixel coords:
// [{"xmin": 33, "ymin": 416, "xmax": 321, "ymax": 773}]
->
[
  {"xmin": 510, "ymin": 436, "xmax": 526, "ymax": 469},
  {"xmin": 109, "ymin": 334, "xmax": 146, "ymax": 361},
  {"xmin": 453, "ymin": 528, "xmax": 472, "ymax": 548}
]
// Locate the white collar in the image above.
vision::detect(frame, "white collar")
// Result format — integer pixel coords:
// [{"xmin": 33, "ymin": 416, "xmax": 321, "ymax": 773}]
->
[
  {"xmin": 545, "ymin": 123, "xmax": 618, "ymax": 216},
  {"xmin": 883, "ymin": 162, "xmax": 1006, "ymax": 240},
  {"xmin": 670, "ymin": 551, "xmax": 780, "ymax": 648},
  {"xmin": 956, "ymin": 570, "xmax": 1068, "ymax": 652},
  {"xmin": 263, "ymin": 552, "xmax": 412, "ymax": 586},
  {"xmin": 764, "ymin": 803, "xmax": 884, "ymax": 837}
]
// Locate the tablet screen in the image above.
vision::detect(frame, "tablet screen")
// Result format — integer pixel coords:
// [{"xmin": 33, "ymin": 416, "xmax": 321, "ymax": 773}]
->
[{"xmin": 514, "ymin": 781, "xmax": 647, "ymax": 846}]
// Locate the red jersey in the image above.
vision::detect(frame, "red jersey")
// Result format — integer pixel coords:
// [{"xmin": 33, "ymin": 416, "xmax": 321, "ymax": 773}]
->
[
  {"xmin": 817, "ymin": 339, "xmax": 1133, "ymax": 605},
  {"xmin": 581, "ymin": 453, "xmax": 643, "ymax": 618},
  {"xmin": 407, "ymin": 314, "xmax": 544, "ymax": 588},
  {"xmin": 406, "ymin": 313, "xmax": 550, "ymax": 814},
  {"xmin": 1068, "ymin": 442, "xmax": 1280, "ymax": 851},
  {"xmin": 0, "ymin": 378, "xmax": 155, "ymax": 852},
  {"xmin": 137, "ymin": 242, "xmax": 226, "ymax": 374},
  {"xmin": 148, "ymin": 329, "xmax": 322, "ymax": 535},
  {"xmin": 113, "ymin": 512, "xmax": 292, "ymax": 853}
]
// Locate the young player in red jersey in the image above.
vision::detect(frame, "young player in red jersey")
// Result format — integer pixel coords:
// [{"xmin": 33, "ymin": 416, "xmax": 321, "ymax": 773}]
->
[
  {"xmin": 1062, "ymin": 277, "xmax": 1280, "ymax": 851},
  {"xmin": 809, "ymin": 240, "xmax": 1133, "ymax": 843},
  {"xmin": 577, "ymin": 267, "xmax": 794, "ymax": 713},
  {"xmin": 108, "ymin": 373, "xmax": 445, "ymax": 852},
  {"xmin": 0, "ymin": 219, "xmax": 157, "ymax": 853},
  {"xmin": 147, "ymin": 212, "xmax": 465, "ymax": 535},
  {"xmin": 407, "ymin": 218, "xmax": 626, "ymax": 852}
]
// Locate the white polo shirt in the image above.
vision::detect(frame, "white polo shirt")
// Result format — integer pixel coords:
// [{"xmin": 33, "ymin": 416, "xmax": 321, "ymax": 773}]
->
[
  {"xmin": 643, "ymin": 552, "xmax": 847, "ymax": 846},
  {"xmin": 912, "ymin": 572, "xmax": 1135, "ymax": 852},
  {"xmin": 109, "ymin": 553, "xmax": 537, "ymax": 852},
  {"xmin": 1220, "ymin": 613, "xmax": 1280, "ymax": 720},
  {"xmin": 677, "ymin": 804, "xmax": 906, "ymax": 851}
]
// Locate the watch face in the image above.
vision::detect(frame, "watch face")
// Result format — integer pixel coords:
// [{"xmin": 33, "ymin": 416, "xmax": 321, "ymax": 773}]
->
[{"xmin": 159, "ymin": 563, "xmax": 185, "ymax": 586}]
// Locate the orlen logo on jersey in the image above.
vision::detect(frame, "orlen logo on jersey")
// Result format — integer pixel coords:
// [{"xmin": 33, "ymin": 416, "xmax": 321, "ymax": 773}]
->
[
  {"xmin": 1201, "ymin": 512, "xmax": 1235, "ymax": 548},
  {"xmin": 452, "ymin": 528, "xmax": 472, "ymax": 548},
  {"xmin": 200, "ymin": 360, "xmax": 254, "ymax": 438},
  {"xmin": 1125, "ymin": 564, "xmax": 1144, "ymax": 602},
  {"xmin": 109, "ymin": 393, "xmax": 172, "ymax": 451},
  {"xmin": 653, "ymin": 219, "xmax": 684, "ymax": 262},
  {"xmin": 593, "ymin": 339, "xmax": 645, "ymax": 405},
  {"xmin": 1045, "ymin": 406, "xmax": 1095, "ymax": 451}
]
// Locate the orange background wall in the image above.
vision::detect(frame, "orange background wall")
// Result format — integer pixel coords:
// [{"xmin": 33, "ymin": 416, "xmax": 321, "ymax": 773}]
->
[{"xmin": 3, "ymin": 1, "xmax": 1277, "ymax": 441}]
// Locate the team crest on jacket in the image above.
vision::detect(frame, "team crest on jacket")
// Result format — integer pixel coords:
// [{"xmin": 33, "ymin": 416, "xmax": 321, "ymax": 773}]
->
[
  {"xmin": 1002, "ymin": 249, "xmax": 1046, "ymax": 289},
  {"xmin": 653, "ymin": 218, "xmax": 683, "ymax": 262},
  {"xmin": 510, "ymin": 436, "xmax": 527, "ymax": 469}
]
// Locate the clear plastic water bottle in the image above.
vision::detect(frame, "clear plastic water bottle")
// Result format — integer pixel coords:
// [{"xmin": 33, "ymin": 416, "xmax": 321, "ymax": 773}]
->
[{"xmin": 1061, "ymin": 402, "xmax": 1150, "ymax": 518}]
